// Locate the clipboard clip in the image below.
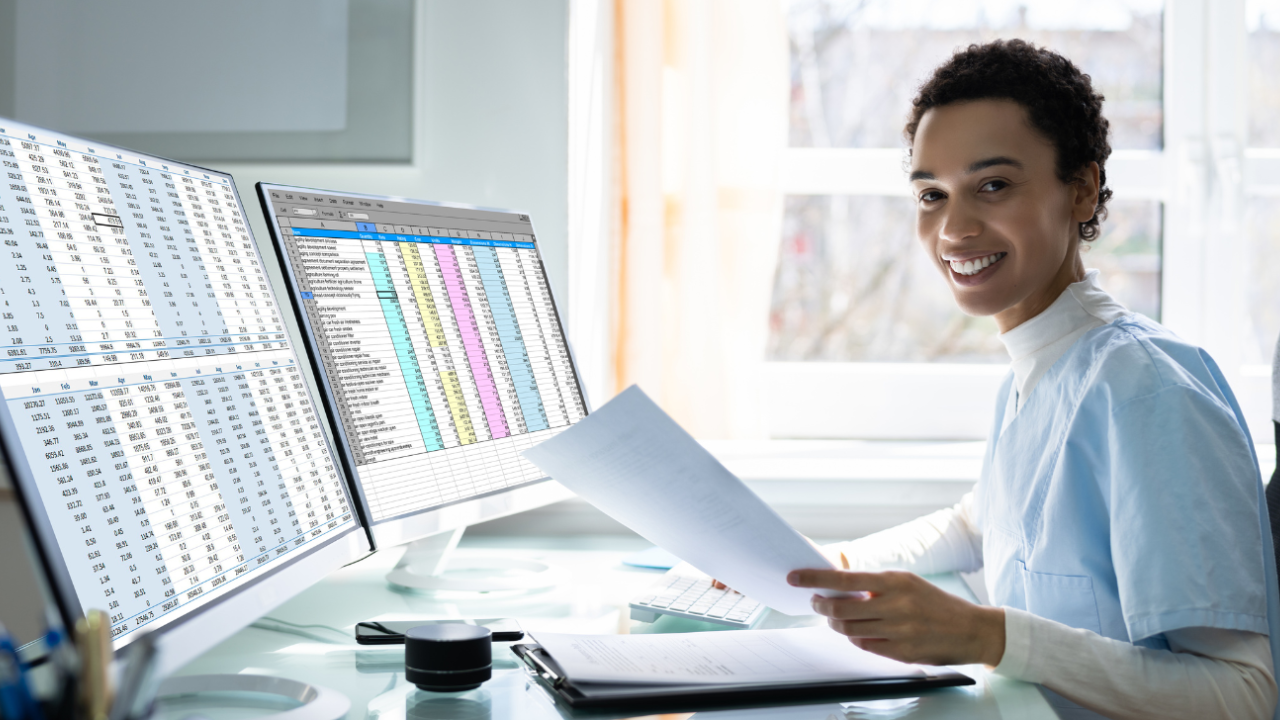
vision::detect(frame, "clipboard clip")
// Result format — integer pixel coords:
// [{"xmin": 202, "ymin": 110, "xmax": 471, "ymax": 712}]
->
[{"xmin": 514, "ymin": 645, "xmax": 567, "ymax": 689}]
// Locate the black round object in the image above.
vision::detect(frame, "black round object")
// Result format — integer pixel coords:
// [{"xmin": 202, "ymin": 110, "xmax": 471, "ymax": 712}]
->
[{"xmin": 404, "ymin": 624, "xmax": 492, "ymax": 692}]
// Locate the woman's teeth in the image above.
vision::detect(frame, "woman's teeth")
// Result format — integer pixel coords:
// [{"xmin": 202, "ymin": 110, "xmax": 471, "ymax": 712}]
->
[{"xmin": 949, "ymin": 252, "xmax": 1005, "ymax": 276}]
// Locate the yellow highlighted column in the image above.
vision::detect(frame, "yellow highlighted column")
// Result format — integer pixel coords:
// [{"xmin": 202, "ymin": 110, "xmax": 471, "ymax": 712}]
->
[
  {"xmin": 402, "ymin": 242, "xmax": 448, "ymax": 346},
  {"xmin": 403, "ymin": 242, "xmax": 476, "ymax": 445},
  {"xmin": 440, "ymin": 370, "xmax": 476, "ymax": 445}
]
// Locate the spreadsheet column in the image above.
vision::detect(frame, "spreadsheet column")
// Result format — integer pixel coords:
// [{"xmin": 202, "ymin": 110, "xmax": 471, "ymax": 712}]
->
[
  {"xmin": 117, "ymin": 378, "xmax": 234, "ymax": 605},
  {"xmin": 434, "ymin": 244, "xmax": 496, "ymax": 441},
  {"xmin": 368, "ymin": 244, "xmax": 447, "ymax": 510},
  {"xmin": 421, "ymin": 245, "xmax": 479, "ymax": 447},
  {"xmin": 471, "ymin": 245, "xmax": 537, "ymax": 433},
  {"xmin": 457, "ymin": 244, "xmax": 524, "ymax": 439},
  {"xmin": 396, "ymin": 242, "xmax": 460, "ymax": 449},
  {"xmin": 129, "ymin": 168, "xmax": 200, "ymax": 347},
  {"xmin": 0, "ymin": 143, "xmax": 84, "ymax": 361},
  {"xmin": 494, "ymin": 249, "xmax": 549, "ymax": 431},
  {"xmin": 525, "ymin": 249, "xmax": 585, "ymax": 423},
  {"xmin": 331, "ymin": 238, "xmax": 419, "ymax": 470},
  {"xmin": 510, "ymin": 248, "xmax": 569, "ymax": 428},
  {"xmin": 152, "ymin": 170, "xmax": 223, "ymax": 351},
  {"xmin": 185, "ymin": 371, "xmax": 266, "ymax": 559},
  {"xmin": 452, "ymin": 245, "xmax": 513, "ymax": 491},
  {"xmin": 367, "ymin": 243, "xmax": 443, "ymax": 452},
  {"xmin": 172, "ymin": 175, "xmax": 229, "ymax": 337},
  {"xmin": 446, "ymin": 245, "xmax": 509, "ymax": 439}
]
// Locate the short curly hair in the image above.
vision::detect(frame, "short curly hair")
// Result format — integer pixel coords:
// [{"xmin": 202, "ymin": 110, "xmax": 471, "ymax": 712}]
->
[{"xmin": 904, "ymin": 39, "xmax": 1113, "ymax": 242}]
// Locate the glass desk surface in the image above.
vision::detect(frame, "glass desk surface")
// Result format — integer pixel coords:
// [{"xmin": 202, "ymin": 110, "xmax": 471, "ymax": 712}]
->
[{"xmin": 165, "ymin": 536, "xmax": 1057, "ymax": 720}]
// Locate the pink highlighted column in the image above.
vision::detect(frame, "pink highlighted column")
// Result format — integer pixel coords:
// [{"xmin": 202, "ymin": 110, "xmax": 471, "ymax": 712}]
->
[{"xmin": 434, "ymin": 245, "xmax": 510, "ymax": 438}]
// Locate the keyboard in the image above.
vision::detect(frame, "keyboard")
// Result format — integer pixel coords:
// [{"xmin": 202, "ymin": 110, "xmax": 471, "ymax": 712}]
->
[{"xmin": 628, "ymin": 564, "xmax": 766, "ymax": 628}]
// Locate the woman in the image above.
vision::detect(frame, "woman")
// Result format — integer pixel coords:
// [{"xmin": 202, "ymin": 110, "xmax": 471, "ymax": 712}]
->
[{"xmin": 789, "ymin": 40, "xmax": 1280, "ymax": 719}]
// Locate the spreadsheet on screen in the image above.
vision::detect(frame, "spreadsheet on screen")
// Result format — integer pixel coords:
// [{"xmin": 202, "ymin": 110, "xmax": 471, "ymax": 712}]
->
[
  {"xmin": 0, "ymin": 120, "xmax": 358, "ymax": 643},
  {"xmin": 261, "ymin": 187, "xmax": 587, "ymax": 524}
]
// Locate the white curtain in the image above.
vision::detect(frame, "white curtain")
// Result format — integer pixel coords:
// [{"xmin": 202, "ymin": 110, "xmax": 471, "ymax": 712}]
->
[{"xmin": 610, "ymin": 0, "xmax": 789, "ymax": 438}]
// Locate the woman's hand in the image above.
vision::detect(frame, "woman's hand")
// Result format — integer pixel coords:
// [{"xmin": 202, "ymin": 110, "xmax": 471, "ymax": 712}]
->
[{"xmin": 788, "ymin": 568, "xmax": 1006, "ymax": 667}]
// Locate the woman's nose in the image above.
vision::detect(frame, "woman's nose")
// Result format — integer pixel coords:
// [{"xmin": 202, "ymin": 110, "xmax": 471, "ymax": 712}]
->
[{"xmin": 938, "ymin": 202, "xmax": 982, "ymax": 244}]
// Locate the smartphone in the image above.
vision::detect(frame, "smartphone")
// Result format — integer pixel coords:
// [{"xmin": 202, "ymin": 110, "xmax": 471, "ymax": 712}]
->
[{"xmin": 354, "ymin": 618, "xmax": 524, "ymax": 645}]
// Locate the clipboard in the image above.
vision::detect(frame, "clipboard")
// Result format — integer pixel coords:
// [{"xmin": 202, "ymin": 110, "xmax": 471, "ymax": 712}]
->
[{"xmin": 512, "ymin": 643, "xmax": 975, "ymax": 712}]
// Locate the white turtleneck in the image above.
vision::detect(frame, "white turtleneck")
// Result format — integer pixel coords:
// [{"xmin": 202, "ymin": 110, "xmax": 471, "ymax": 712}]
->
[
  {"xmin": 829, "ymin": 271, "xmax": 1275, "ymax": 719},
  {"xmin": 999, "ymin": 269, "xmax": 1127, "ymax": 412}
]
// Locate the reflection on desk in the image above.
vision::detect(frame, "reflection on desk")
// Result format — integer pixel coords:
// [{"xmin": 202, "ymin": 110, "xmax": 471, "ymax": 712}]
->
[{"xmin": 160, "ymin": 536, "xmax": 1057, "ymax": 720}]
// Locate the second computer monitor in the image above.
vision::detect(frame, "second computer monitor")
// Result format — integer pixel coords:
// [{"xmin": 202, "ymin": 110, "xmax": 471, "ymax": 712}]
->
[{"xmin": 257, "ymin": 185, "xmax": 587, "ymax": 550}]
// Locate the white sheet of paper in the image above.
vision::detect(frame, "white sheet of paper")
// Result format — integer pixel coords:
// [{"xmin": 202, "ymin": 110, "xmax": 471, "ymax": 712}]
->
[
  {"xmin": 522, "ymin": 385, "xmax": 838, "ymax": 616},
  {"xmin": 530, "ymin": 627, "xmax": 925, "ymax": 685}
]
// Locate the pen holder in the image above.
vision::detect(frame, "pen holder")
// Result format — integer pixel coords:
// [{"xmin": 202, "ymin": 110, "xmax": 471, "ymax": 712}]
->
[{"xmin": 405, "ymin": 624, "xmax": 492, "ymax": 692}]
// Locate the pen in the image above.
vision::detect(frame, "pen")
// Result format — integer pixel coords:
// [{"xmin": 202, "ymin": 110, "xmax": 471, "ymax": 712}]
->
[
  {"xmin": 76, "ymin": 610, "xmax": 113, "ymax": 720},
  {"xmin": 520, "ymin": 648, "xmax": 566, "ymax": 689}
]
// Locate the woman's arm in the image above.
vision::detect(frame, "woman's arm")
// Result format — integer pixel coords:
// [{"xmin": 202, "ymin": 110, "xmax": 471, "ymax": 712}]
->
[
  {"xmin": 826, "ymin": 491, "xmax": 983, "ymax": 575},
  {"xmin": 789, "ymin": 570, "xmax": 1277, "ymax": 720},
  {"xmin": 999, "ymin": 609, "xmax": 1276, "ymax": 720}
]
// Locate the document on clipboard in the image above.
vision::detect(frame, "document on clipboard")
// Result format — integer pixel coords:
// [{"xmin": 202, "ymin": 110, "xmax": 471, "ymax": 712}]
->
[
  {"xmin": 512, "ymin": 628, "xmax": 976, "ymax": 712},
  {"xmin": 529, "ymin": 627, "xmax": 926, "ymax": 685},
  {"xmin": 522, "ymin": 385, "xmax": 848, "ymax": 616}
]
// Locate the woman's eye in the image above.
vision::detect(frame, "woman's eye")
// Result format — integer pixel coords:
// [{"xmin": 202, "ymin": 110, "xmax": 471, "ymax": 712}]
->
[
  {"xmin": 979, "ymin": 180, "xmax": 1008, "ymax": 192},
  {"xmin": 919, "ymin": 190, "xmax": 944, "ymax": 203}
]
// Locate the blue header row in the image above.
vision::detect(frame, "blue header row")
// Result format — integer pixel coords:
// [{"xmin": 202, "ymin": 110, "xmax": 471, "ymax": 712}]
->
[{"xmin": 290, "ymin": 227, "xmax": 536, "ymax": 249}]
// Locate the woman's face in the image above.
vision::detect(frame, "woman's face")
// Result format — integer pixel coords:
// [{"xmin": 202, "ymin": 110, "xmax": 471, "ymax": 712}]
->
[{"xmin": 909, "ymin": 99, "xmax": 1098, "ymax": 332}]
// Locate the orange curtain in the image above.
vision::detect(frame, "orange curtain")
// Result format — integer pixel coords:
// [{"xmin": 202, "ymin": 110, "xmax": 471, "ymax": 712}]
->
[{"xmin": 611, "ymin": 0, "xmax": 788, "ymax": 438}]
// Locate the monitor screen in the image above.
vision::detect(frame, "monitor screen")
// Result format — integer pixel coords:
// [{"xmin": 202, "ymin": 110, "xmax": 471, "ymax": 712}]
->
[
  {"xmin": 0, "ymin": 119, "xmax": 366, "ymax": 650},
  {"xmin": 257, "ymin": 185, "xmax": 587, "ymax": 543}
]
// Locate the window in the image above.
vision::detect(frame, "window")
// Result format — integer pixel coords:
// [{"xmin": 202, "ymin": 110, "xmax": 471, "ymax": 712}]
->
[
  {"xmin": 767, "ymin": 0, "xmax": 1275, "ymax": 442},
  {"xmin": 1247, "ymin": 4, "xmax": 1280, "ymax": 368}
]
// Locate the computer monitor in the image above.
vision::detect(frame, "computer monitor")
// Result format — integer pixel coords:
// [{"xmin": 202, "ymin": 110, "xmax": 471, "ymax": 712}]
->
[
  {"xmin": 0, "ymin": 119, "xmax": 370, "ymax": 675},
  {"xmin": 256, "ymin": 184, "xmax": 587, "ymax": 590}
]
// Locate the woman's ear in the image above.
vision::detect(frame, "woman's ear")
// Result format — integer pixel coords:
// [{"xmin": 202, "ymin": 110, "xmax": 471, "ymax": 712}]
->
[{"xmin": 1071, "ymin": 162, "xmax": 1101, "ymax": 225}]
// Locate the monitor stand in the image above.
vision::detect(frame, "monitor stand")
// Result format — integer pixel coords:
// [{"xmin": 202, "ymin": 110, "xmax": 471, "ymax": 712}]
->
[
  {"xmin": 154, "ymin": 674, "xmax": 349, "ymax": 720},
  {"xmin": 385, "ymin": 527, "xmax": 564, "ymax": 593}
]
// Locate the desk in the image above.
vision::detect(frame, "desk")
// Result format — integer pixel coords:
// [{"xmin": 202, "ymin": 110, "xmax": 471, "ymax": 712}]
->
[{"xmin": 163, "ymin": 536, "xmax": 1058, "ymax": 720}]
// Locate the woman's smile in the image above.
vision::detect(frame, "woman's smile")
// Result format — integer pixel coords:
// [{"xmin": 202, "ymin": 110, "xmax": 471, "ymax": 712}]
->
[{"xmin": 947, "ymin": 251, "xmax": 1008, "ymax": 286}]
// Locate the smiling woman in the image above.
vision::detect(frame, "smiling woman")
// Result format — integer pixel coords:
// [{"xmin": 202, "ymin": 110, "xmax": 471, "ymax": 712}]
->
[
  {"xmin": 909, "ymin": 99, "xmax": 1098, "ymax": 329},
  {"xmin": 795, "ymin": 40, "xmax": 1280, "ymax": 720},
  {"xmin": 905, "ymin": 40, "xmax": 1111, "ymax": 330}
]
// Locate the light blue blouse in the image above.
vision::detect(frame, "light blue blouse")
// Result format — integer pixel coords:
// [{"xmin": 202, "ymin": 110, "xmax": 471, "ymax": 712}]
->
[{"xmin": 974, "ymin": 312, "xmax": 1280, "ymax": 718}]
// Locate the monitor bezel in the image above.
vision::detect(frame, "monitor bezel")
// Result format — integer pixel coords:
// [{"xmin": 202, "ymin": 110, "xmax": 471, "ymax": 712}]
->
[
  {"xmin": 256, "ymin": 183, "xmax": 589, "ymax": 551},
  {"xmin": 0, "ymin": 120, "xmax": 371, "ymax": 673}
]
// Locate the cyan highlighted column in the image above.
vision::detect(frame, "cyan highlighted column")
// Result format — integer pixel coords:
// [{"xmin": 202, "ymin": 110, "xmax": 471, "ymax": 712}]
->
[
  {"xmin": 366, "ymin": 251, "xmax": 444, "ymax": 451},
  {"xmin": 472, "ymin": 247, "xmax": 548, "ymax": 431}
]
